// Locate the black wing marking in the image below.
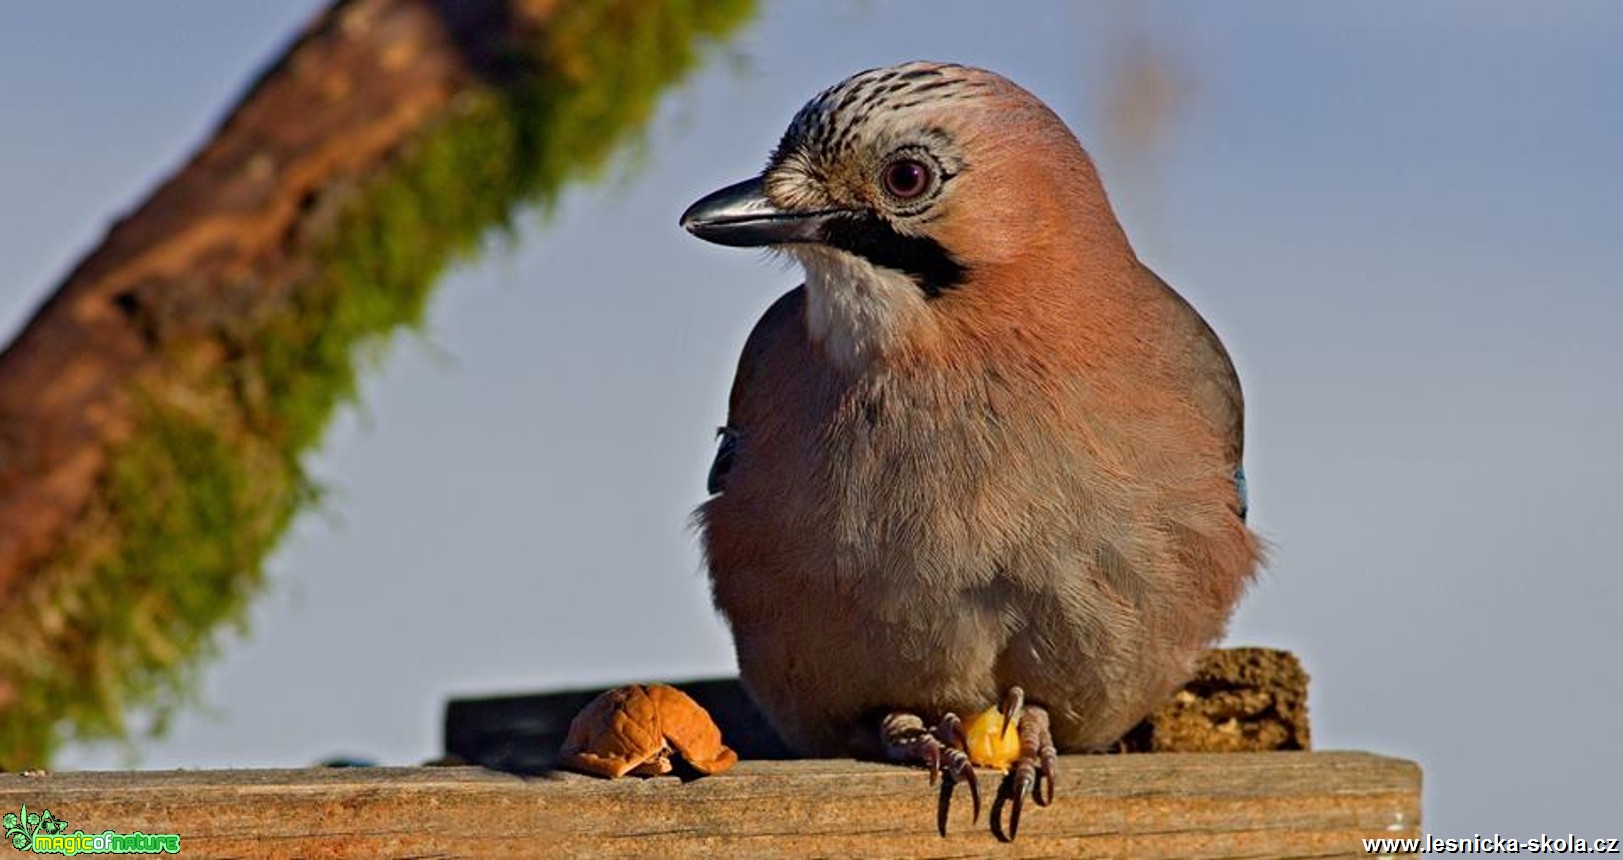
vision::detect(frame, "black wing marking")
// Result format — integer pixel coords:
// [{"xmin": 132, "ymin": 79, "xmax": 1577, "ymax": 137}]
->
[
  {"xmin": 707, "ymin": 426, "xmax": 740, "ymax": 495},
  {"xmin": 1235, "ymin": 465, "xmax": 1249, "ymax": 521}
]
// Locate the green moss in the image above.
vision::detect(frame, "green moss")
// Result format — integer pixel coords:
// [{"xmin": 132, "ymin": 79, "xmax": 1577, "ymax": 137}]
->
[{"xmin": 0, "ymin": 0, "xmax": 754, "ymax": 768}]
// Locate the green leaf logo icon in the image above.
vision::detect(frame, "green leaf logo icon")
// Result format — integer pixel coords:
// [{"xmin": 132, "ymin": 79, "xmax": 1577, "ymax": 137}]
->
[
  {"xmin": 3, "ymin": 804, "xmax": 70, "ymax": 850},
  {"xmin": 4, "ymin": 804, "xmax": 28, "ymax": 850}
]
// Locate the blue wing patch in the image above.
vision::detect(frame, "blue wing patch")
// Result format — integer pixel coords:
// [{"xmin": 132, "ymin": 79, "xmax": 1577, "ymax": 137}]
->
[
  {"xmin": 1235, "ymin": 465, "xmax": 1249, "ymax": 521},
  {"xmin": 708, "ymin": 426, "xmax": 739, "ymax": 495}
]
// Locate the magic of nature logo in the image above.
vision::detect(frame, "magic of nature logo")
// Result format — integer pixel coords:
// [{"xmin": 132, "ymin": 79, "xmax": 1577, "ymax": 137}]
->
[{"xmin": 4, "ymin": 805, "xmax": 179, "ymax": 855}]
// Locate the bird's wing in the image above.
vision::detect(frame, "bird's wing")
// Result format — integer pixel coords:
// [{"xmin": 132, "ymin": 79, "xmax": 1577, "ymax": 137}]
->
[
  {"xmin": 1144, "ymin": 270, "xmax": 1247, "ymax": 518},
  {"xmin": 707, "ymin": 287, "xmax": 808, "ymax": 494},
  {"xmin": 1148, "ymin": 271, "xmax": 1244, "ymax": 467}
]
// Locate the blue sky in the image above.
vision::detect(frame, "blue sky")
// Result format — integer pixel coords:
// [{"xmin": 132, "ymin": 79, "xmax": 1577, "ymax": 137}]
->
[{"xmin": 3, "ymin": 1, "xmax": 1620, "ymax": 838}]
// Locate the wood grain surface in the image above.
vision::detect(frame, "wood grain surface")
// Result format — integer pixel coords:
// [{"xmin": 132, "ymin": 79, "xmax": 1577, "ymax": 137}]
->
[{"xmin": 0, "ymin": 752, "xmax": 1419, "ymax": 858}]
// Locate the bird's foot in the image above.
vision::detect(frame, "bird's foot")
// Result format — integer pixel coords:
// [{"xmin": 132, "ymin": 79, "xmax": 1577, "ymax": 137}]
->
[
  {"xmin": 880, "ymin": 710, "xmax": 981, "ymax": 836},
  {"xmin": 989, "ymin": 687, "xmax": 1058, "ymax": 842}
]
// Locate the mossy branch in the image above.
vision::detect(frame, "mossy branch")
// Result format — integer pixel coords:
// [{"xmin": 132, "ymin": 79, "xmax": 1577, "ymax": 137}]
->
[{"xmin": 0, "ymin": 0, "xmax": 754, "ymax": 768}]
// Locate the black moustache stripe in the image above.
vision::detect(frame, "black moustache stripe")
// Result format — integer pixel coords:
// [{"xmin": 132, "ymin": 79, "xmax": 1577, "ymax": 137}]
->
[{"xmin": 820, "ymin": 212, "xmax": 968, "ymax": 297}]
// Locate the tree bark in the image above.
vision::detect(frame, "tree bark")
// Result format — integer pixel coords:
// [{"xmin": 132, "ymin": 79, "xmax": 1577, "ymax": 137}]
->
[{"xmin": 0, "ymin": 0, "xmax": 543, "ymax": 611}]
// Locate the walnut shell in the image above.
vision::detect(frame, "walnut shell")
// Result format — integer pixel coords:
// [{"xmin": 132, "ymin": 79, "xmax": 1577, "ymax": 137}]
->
[{"xmin": 558, "ymin": 684, "xmax": 739, "ymax": 779}]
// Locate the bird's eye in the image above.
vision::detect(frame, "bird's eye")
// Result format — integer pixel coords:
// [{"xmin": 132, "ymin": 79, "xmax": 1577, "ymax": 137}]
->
[{"xmin": 882, "ymin": 159, "xmax": 932, "ymax": 200}]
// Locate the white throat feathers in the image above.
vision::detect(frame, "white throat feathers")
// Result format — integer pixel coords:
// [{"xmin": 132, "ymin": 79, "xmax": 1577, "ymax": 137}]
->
[{"xmin": 795, "ymin": 246, "xmax": 932, "ymax": 373}]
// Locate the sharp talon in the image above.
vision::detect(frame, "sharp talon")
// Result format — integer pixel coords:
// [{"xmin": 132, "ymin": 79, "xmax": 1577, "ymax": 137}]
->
[
  {"xmin": 988, "ymin": 774, "xmax": 1015, "ymax": 842},
  {"xmin": 966, "ymin": 760, "xmax": 982, "ymax": 825},
  {"xmin": 999, "ymin": 686, "xmax": 1025, "ymax": 738},
  {"xmin": 1035, "ymin": 744, "xmax": 1058, "ymax": 807},
  {"xmin": 1013, "ymin": 761, "xmax": 1036, "ymax": 839},
  {"xmin": 935, "ymin": 757, "xmax": 983, "ymax": 837},
  {"xmin": 937, "ymin": 748, "xmax": 981, "ymax": 835}
]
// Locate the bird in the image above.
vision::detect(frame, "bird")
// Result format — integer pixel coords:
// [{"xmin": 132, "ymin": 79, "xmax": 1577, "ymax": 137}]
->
[{"xmin": 681, "ymin": 61, "xmax": 1260, "ymax": 840}]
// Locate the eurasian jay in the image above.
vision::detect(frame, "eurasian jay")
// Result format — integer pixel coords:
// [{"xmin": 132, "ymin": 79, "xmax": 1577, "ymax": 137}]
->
[{"xmin": 681, "ymin": 61, "xmax": 1260, "ymax": 840}]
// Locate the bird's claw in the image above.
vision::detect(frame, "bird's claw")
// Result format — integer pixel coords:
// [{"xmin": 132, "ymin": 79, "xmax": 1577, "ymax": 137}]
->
[
  {"xmin": 882, "ymin": 697, "xmax": 1054, "ymax": 840},
  {"xmin": 933, "ymin": 713, "xmax": 982, "ymax": 836},
  {"xmin": 991, "ymin": 701, "xmax": 1057, "ymax": 842},
  {"xmin": 880, "ymin": 711, "xmax": 981, "ymax": 836}
]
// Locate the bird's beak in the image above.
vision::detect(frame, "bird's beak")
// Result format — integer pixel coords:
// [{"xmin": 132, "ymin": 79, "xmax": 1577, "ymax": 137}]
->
[{"xmin": 680, "ymin": 176, "xmax": 838, "ymax": 248}]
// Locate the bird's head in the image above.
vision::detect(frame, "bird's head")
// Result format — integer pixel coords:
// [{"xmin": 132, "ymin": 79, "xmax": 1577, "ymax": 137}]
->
[{"xmin": 682, "ymin": 62, "xmax": 1132, "ymax": 370}]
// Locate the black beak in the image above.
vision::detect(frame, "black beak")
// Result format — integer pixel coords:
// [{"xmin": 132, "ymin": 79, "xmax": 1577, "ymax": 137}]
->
[{"xmin": 680, "ymin": 177, "xmax": 841, "ymax": 248}]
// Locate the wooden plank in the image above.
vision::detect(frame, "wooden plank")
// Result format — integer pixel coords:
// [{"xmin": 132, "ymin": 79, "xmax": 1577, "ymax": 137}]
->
[{"xmin": 0, "ymin": 752, "xmax": 1418, "ymax": 858}]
